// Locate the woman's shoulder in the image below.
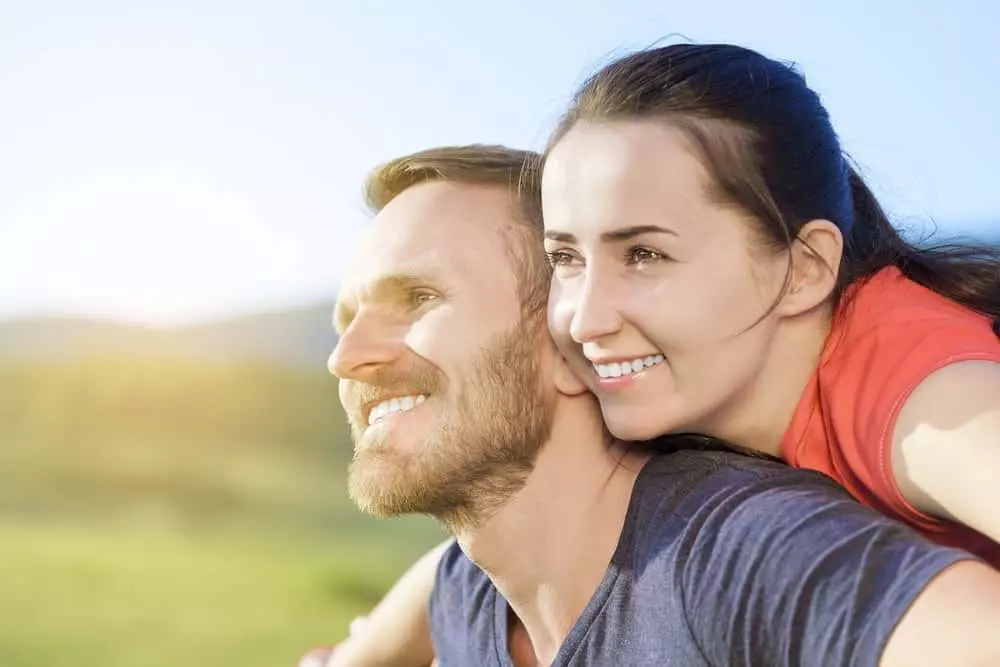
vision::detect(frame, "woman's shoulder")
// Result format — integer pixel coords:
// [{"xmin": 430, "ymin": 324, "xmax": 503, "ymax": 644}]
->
[
  {"xmin": 843, "ymin": 266, "xmax": 989, "ymax": 331},
  {"xmin": 826, "ymin": 266, "xmax": 998, "ymax": 371},
  {"xmin": 786, "ymin": 266, "xmax": 998, "ymax": 481},
  {"xmin": 804, "ymin": 266, "xmax": 999, "ymax": 507}
]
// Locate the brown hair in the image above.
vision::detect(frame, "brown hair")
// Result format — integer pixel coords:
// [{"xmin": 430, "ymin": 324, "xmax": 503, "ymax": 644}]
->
[
  {"xmin": 364, "ymin": 144, "xmax": 548, "ymax": 321},
  {"xmin": 547, "ymin": 43, "xmax": 1000, "ymax": 326}
]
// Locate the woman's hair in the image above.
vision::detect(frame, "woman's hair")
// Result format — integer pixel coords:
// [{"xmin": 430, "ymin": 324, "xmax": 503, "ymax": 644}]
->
[
  {"xmin": 546, "ymin": 43, "xmax": 1000, "ymax": 324},
  {"xmin": 646, "ymin": 433, "xmax": 780, "ymax": 461}
]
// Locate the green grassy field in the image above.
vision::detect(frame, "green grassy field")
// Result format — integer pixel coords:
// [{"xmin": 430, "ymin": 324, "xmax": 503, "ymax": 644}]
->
[
  {"xmin": 0, "ymin": 518, "xmax": 440, "ymax": 667},
  {"xmin": 0, "ymin": 357, "xmax": 444, "ymax": 666}
]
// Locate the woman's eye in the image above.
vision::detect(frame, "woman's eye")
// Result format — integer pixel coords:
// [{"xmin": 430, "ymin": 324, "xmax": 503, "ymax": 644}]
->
[{"xmin": 625, "ymin": 246, "xmax": 667, "ymax": 265}]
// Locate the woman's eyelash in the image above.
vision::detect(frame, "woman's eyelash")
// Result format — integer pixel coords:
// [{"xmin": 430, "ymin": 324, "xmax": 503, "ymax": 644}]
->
[
  {"xmin": 625, "ymin": 246, "xmax": 668, "ymax": 264},
  {"xmin": 544, "ymin": 247, "xmax": 669, "ymax": 268}
]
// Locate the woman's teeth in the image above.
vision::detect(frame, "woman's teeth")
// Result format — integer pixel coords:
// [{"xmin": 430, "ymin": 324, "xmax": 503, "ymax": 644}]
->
[{"xmin": 593, "ymin": 354, "xmax": 664, "ymax": 379}]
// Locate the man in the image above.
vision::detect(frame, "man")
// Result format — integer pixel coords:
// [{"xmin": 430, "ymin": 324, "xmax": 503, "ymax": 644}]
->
[{"xmin": 318, "ymin": 144, "xmax": 1000, "ymax": 666}]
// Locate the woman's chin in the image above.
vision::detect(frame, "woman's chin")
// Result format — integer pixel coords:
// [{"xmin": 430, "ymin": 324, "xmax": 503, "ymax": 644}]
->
[{"xmin": 603, "ymin": 411, "xmax": 674, "ymax": 443}]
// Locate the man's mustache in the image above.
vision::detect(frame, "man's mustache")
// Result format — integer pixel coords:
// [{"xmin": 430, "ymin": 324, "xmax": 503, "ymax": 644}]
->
[{"xmin": 341, "ymin": 366, "xmax": 444, "ymax": 418}]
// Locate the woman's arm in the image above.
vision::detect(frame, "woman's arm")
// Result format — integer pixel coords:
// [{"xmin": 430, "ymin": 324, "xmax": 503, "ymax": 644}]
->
[
  {"xmin": 306, "ymin": 540, "xmax": 451, "ymax": 667},
  {"xmin": 892, "ymin": 360, "xmax": 1000, "ymax": 540},
  {"xmin": 880, "ymin": 559, "xmax": 1000, "ymax": 666}
]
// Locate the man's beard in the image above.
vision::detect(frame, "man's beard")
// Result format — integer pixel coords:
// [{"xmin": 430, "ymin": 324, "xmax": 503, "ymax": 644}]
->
[{"xmin": 345, "ymin": 321, "xmax": 553, "ymax": 532}]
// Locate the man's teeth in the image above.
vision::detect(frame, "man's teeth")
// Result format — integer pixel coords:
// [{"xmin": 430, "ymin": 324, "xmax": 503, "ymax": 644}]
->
[
  {"xmin": 368, "ymin": 395, "xmax": 427, "ymax": 425},
  {"xmin": 593, "ymin": 354, "xmax": 664, "ymax": 379}
]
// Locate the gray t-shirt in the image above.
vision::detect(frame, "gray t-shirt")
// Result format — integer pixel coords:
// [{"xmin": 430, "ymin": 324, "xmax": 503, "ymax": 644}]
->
[{"xmin": 429, "ymin": 450, "xmax": 973, "ymax": 666}]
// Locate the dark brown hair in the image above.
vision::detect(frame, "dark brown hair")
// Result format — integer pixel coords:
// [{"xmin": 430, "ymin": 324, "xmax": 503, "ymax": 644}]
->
[{"xmin": 547, "ymin": 43, "xmax": 1000, "ymax": 325}]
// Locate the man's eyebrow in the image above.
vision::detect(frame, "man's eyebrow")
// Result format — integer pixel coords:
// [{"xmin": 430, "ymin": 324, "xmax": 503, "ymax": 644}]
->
[
  {"xmin": 333, "ymin": 273, "xmax": 434, "ymax": 332},
  {"xmin": 544, "ymin": 230, "xmax": 576, "ymax": 243},
  {"xmin": 544, "ymin": 225, "xmax": 677, "ymax": 245}
]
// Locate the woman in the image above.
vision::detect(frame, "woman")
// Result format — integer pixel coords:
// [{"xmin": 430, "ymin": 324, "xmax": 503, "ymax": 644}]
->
[{"xmin": 304, "ymin": 43, "xmax": 1000, "ymax": 667}]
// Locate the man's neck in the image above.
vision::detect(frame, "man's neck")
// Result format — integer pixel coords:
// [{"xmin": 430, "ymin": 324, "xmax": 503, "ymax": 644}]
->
[{"xmin": 453, "ymin": 395, "xmax": 651, "ymax": 666}]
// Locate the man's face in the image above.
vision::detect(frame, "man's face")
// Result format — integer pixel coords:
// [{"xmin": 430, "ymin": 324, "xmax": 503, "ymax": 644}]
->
[{"xmin": 329, "ymin": 181, "xmax": 554, "ymax": 528}]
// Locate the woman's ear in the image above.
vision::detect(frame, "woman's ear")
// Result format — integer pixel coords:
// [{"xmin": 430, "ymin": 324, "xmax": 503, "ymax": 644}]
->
[{"xmin": 778, "ymin": 218, "xmax": 843, "ymax": 316}]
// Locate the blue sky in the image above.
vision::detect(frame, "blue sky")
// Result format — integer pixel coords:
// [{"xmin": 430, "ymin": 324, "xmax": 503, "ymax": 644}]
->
[{"xmin": 1, "ymin": 0, "xmax": 997, "ymax": 326}]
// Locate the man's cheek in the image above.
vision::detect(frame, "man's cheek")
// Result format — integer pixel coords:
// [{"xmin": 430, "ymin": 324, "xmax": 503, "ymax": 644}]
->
[{"xmin": 404, "ymin": 308, "xmax": 464, "ymax": 365}]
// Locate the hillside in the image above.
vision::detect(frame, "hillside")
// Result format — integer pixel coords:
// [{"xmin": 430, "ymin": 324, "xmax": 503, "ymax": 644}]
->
[
  {"xmin": 0, "ymin": 302, "xmax": 337, "ymax": 369},
  {"xmin": 0, "ymin": 299, "xmax": 442, "ymax": 540}
]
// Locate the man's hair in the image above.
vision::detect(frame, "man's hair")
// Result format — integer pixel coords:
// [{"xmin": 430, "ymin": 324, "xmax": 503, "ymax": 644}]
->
[{"xmin": 363, "ymin": 144, "xmax": 548, "ymax": 322}]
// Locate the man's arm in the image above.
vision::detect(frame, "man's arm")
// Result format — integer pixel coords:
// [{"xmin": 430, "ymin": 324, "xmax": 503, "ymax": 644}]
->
[{"xmin": 676, "ymin": 466, "xmax": 1000, "ymax": 666}]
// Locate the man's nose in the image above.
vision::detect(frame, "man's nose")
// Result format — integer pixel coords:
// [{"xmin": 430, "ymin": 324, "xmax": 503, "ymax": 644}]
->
[{"xmin": 328, "ymin": 312, "xmax": 401, "ymax": 382}]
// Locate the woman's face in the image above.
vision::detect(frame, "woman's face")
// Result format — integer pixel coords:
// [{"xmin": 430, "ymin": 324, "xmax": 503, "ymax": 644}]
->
[{"xmin": 541, "ymin": 120, "xmax": 789, "ymax": 441}]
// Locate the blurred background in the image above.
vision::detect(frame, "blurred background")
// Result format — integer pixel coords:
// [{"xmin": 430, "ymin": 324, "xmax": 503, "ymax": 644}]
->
[{"xmin": 1, "ymin": 1, "xmax": 997, "ymax": 665}]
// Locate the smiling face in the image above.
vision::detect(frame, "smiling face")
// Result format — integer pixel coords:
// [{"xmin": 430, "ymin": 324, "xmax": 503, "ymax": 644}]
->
[
  {"xmin": 542, "ymin": 120, "xmax": 789, "ymax": 441},
  {"xmin": 329, "ymin": 180, "xmax": 554, "ymax": 527}
]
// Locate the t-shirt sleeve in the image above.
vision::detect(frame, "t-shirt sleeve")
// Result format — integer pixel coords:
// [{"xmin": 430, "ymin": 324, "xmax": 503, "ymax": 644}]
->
[
  {"xmin": 826, "ymin": 313, "xmax": 1000, "ymax": 530},
  {"xmin": 428, "ymin": 541, "xmax": 464, "ymax": 643},
  {"xmin": 428, "ymin": 541, "xmax": 499, "ymax": 667},
  {"xmin": 677, "ymin": 467, "xmax": 976, "ymax": 667}
]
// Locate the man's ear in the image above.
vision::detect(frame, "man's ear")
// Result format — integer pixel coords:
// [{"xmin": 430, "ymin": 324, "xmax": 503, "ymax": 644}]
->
[
  {"xmin": 554, "ymin": 352, "xmax": 589, "ymax": 396},
  {"xmin": 777, "ymin": 218, "xmax": 843, "ymax": 317}
]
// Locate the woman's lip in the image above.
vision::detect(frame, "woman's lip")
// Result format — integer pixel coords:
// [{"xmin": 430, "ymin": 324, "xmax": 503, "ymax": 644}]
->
[{"xmin": 592, "ymin": 369, "xmax": 653, "ymax": 392}]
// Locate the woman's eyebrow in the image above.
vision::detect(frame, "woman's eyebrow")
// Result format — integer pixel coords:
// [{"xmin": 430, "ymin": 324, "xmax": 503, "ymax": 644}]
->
[{"xmin": 543, "ymin": 224, "xmax": 677, "ymax": 244}]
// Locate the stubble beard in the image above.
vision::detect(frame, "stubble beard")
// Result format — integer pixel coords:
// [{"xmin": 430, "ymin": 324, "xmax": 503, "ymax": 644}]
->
[{"xmin": 346, "ymin": 322, "xmax": 554, "ymax": 533}]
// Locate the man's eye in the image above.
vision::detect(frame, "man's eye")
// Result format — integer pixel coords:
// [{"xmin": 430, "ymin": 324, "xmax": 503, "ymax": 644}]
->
[
  {"xmin": 411, "ymin": 290, "xmax": 438, "ymax": 307},
  {"xmin": 545, "ymin": 250, "xmax": 578, "ymax": 267}
]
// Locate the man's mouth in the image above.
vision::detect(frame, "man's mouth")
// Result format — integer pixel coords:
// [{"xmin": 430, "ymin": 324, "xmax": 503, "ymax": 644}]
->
[{"xmin": 367, "ymin": 394, "xmax": 428, "ymax": 426}]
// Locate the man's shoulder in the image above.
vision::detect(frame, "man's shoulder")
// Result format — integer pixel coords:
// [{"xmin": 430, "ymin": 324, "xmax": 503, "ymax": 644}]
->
[
  {"xmin": 626, "ymin": 447, "xmax": 965, "ymax": 581},
  {"xmin": 634, "ymin": 448, "xmax": 845, "ymax": 507},
  {"xmin": 626, "ymin": 449, "xmax": 975, "ymax": 667},
  {"xmin": 624, "ymin": 449, "xmax": 851, "ymax": 557}
]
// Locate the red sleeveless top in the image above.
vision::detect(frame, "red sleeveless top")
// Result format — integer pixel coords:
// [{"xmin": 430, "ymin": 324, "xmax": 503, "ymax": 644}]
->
[{"xmin": 780, "ymin": 266, "xmax": 1000, "ymax": 567}]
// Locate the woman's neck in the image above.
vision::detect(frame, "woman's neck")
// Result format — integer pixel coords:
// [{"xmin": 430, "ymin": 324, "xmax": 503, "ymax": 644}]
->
[{"xmin": 705, "ymin": 309, "xmax": 833, "ymax": 457}]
